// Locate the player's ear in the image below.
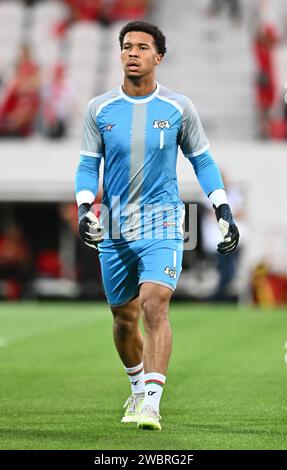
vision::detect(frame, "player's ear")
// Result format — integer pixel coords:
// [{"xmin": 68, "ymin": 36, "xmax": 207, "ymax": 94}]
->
[{"xmin": 154, "ymin": 53, "xmax": 163, "ymax": 65}]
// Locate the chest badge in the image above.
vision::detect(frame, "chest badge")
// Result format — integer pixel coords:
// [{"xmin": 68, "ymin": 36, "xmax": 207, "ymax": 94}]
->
[{"xmin": 153, "ymin": 120, "xmax": 171, "ymax": 129}]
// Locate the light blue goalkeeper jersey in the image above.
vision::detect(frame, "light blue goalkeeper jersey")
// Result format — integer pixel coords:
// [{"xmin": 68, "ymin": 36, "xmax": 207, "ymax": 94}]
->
[{"xmin": 78, "ymin": 82, "xmax": 210, "ymax": 242}]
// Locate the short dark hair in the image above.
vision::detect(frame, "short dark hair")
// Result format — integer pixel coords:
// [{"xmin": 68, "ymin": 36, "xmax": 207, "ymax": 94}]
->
[{"xmin": 119, "ymin": 21, "xmax": 166, "ymax": 56}]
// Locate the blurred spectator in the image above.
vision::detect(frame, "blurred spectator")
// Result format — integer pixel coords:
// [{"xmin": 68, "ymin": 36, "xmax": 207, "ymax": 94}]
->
[
  {"xmin": 41, "ymin": 63, "xmax": 74, "ymax": 139},
  {"xmin": 35, "ymin": 250, "xmax": 61, "ymax": 278},
  {"xmin": 208, "ymin": 0, "xmax": 242, "ymax": 23},
  {"xmin": 0, "ymin": 225, "xmax": 32, "ymax": 299},
  {"xmin": 53, "ymin": 0, "xmax": 148, "ymax": 35},
  {"xmin": 21, "ymin": 1, "xmax": 44, "ymax": 5},
  {"xmin": 284, "ymin": 83, "xmax": 287, "ymax": 129},
  {"xmin": 0, "ymin": 60, "xmax": 3, "ymax": 91},
  {"xmin": 252, "ymin": 262, "xmax": 287, "ymax": 306},
  {"xmin": 253, "ymin": 22, "xmax": 280, "ymax": 139},
  {"xmin": 284, "ymin": 83, "xmax": 287, "ymax": 119},
  {"xmin": 104, "ymin": 0, "xmax": 148, "ymax": 22},
  {"xmin": 0, "ymin": 45, "xmax": 41, "ymax": 138},
  {"xmin": 270, "ymin": 81, "xmax": 287, "ymax": 140},
  {"xmin": 58, "ymin": 202, "xmax": 104, "ymax": 299},
  {"xmin": 201, "ymin": 174, "xmax": 246, "ymax": 301}
]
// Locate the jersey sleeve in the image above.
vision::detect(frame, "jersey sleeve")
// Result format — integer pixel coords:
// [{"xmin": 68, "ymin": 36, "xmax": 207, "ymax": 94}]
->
[
  {"xmin": 178, "ymin": 98, "xmax": 209, "ymax": 158},
  {"xmin": 80, "ymin": 99, "xmax": 104, "ymax": 158},
  {"xmin": 187, "ymin": 150, "xmax": 224, "ymax": 197}
]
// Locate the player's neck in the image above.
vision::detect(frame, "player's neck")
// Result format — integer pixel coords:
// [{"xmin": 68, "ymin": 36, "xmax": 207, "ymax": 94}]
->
[{"xmin": 122, "ymin": 77, "xmax": 157, "ymax": 97}]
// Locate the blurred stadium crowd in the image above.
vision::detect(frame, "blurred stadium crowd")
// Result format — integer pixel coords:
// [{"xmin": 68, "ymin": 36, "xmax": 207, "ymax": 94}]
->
[
  {"xmin": 0, "ymin": 0, "xmax": 148, "ymax": 138},
  {"xmin": 0, "ymin": 0, "xmax": 287, "ymax": 305}
]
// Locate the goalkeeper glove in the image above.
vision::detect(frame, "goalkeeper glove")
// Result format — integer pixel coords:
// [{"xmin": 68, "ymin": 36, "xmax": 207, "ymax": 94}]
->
[
  {"xmin": 214, "ymin": 203, "xmax": 239, "ymax": 255},
  {"xmin": 78, "ymin": 203, "xmax": 104, "ymax": 250}
]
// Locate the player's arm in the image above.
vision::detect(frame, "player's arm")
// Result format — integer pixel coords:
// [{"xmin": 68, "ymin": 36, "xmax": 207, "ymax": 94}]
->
[
  {"xmin": 75, "ymin": 100, "xmax": 104, "ymax": 249},
  {"xmin": 187, "ymin": 150, "xmax": 239, "ymax": 255},
  {"xmin": 179, "ymin": 99, "xmax": 239, "ymax": 255}
]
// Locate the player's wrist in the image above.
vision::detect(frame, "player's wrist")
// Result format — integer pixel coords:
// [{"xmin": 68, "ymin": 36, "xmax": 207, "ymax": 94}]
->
[
  {"xmin": 78, "ymin": 203, "xmax": 91, "ymax": 224},
  {"xmin": 214, "ymin": 203, "xmax": 234, "ymax": 224},
  {"xmin": 208, "ymin": 188, "xmax": 228, "ymax": 208}
]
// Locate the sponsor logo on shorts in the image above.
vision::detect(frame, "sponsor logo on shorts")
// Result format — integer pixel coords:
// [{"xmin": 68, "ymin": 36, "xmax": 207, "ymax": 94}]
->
[{"xmin": 164, "ymin": 266, "xmax": 177, "ymax": 279}]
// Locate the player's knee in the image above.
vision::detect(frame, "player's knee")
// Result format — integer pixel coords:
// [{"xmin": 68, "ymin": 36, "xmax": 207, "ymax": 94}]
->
[
  {"xmin": 141, "ymin": 296, "xmax": 169, "ymax": 330},
  {"xmin": 113, "ymin": 317, "xmax": 135, "ymax": 340},
  {"xmin": 140, "ymin": 286, "xmax": 170, "ymax": 315},
  {"xmin": 111, "ymin": 307, "xmax": 140, "ymax": 338}
]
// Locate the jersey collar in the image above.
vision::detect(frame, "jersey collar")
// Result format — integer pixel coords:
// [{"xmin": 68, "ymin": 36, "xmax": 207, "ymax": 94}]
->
[{"xmin": 119, "ymin": 82, "xmax": 160, "ymax": 104}]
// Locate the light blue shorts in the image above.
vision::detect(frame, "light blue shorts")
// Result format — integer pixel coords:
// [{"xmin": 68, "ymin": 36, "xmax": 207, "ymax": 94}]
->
[{"xmin": 98, "ymin": 238, "xmax": 183, "ymax": 307}]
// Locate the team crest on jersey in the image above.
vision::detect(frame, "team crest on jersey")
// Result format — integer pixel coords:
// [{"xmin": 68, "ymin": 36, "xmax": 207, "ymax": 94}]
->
[
  {"xmin": 164, "ymin": 266, "xmax": 177, "ymax": 279},
  {"xmin": 153, "ymin": 120, "xmax": 171, "ymax": 129}
]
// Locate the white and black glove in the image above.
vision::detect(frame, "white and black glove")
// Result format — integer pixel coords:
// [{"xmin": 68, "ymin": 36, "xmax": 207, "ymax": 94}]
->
[
  {"xmin": 214, "ymin": 203, "xmax": 239, "ymax": 255},
  {"xmin": 78, "ymin": 203, "xmax": 104, "ymax": 250}
]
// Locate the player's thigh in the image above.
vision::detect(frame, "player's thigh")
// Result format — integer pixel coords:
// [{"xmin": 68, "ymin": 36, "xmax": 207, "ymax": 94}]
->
[
  {"xmin": 98, "ymin": 243, "xmax": 139, "ymax": 307},
  {"xmin": 138, "ymin": 239, "xmax": 183, "ymax": 292}
]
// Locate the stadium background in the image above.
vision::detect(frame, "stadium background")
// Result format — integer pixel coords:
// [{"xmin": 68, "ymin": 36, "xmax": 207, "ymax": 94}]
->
[{"xmin": 0, "ymin": 0, "xmax": 287, "ymax": 451}]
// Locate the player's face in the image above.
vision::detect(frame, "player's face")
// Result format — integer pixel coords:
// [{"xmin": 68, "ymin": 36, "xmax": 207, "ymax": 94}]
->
[{"xmin": 121, "ymin": 31, "xmax": 162, "ymax": 79}]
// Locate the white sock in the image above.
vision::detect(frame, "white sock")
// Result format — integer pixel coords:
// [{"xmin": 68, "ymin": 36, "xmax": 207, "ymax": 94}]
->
[
  {"xmin": 124, "ymin": 361, "xmax": 145, "ymax": 394},
  {"xmin": 143, "ymin": 372, "xmax": 166, "ymax": 412}
]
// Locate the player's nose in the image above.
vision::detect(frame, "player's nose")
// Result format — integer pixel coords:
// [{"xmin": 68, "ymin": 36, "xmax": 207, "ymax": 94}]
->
[{"xmin": 129, "ymin": 46, "xmax": 139, "ymax": 57}]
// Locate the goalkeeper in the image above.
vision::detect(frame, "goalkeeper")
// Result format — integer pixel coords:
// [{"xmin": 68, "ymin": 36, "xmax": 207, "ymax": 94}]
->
[{"xmin": 75, "ymin": 21, "xmax": 239, "ymax": 431}]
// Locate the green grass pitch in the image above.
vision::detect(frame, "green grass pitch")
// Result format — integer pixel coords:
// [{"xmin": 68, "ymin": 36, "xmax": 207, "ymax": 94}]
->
[{"xmin": 0, "ymin": 302, "xmax": 286, "ymax": 450}]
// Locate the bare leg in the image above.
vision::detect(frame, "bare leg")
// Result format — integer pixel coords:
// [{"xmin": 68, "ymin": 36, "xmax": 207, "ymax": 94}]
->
[
  {"xmin": 111, "ymin": 296, "xmax": 144, "ymax": 368},
  {"xmin": 139, "ymin": 282, "xmax": 173, "ymax": 375}
]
